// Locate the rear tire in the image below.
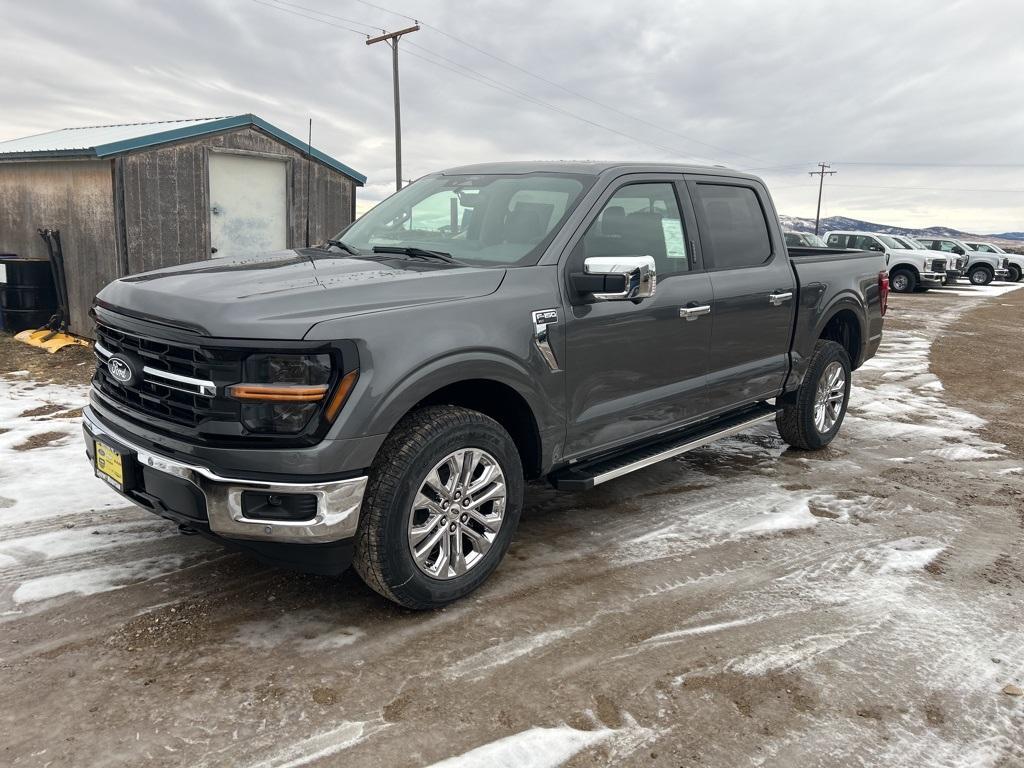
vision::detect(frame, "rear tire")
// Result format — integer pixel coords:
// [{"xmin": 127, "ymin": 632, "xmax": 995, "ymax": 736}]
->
[
  {"xmin": 353, "ymin": 405, "xmax": 524, "ymax": 610},
  {"xmin": 889, "ymin": 268, "xmax": 916, "ymax": 293},
  {"xmin": 776, "ymin": 340, "xmax": 852, "ymax": 451},
  {"xmin": 968, "ymin": 266, "xmax": 993, "ymax": 286}
]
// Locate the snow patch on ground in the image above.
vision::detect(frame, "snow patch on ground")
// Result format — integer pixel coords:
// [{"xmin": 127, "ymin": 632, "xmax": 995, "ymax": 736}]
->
[
  {"xmin": 923, "ymin": 445, "xmax": 1001, "ymax": 461},
  {"xmin": 0, "ymin": 378, "xmax": 123, "ymax": 527},
  {"xmin": 425, "ymin": 725, "xmax": 613, "ymax": 768},
  {"xmin": 243, "ymin": 720, "xmax": 388, "ymax": 768},
  {"xmin": 736, "ymin": 498, "xmax": 817, "ymax": 534},
  {"xmin": 0, "ymin": 520, "xmax": 175, "ymax": 563},
  {"xmin": 446, "ymin": 626, "xmax": 584, "ymax": 680},
  {"xmin": 12, "ymin": 554, "xmax": 187, "ymax": 603},
  {"xmin": 233, "ymin": 611, "xmax": 366, "ymax": 652}
]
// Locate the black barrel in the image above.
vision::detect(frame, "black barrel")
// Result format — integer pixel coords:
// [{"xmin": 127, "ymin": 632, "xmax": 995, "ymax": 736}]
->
[{"xmin": 0, "ymin": 256, "xmax": 58, "ymax": 332}]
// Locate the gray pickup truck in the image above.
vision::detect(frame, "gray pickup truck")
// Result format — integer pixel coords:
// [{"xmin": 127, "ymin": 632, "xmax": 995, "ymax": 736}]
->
[{"xmin": 83, "ymin": 162, "xmax": 887, "ymax": 608}]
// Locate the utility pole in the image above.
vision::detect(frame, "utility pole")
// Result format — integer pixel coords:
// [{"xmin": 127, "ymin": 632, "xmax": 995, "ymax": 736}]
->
[
  {"xmin": 809, "ymin": 162, "xmax": 837, "ymax": 235},
  {"xmin": 366, "ymin": 24, "xmax": 420, "ymax": 192}
]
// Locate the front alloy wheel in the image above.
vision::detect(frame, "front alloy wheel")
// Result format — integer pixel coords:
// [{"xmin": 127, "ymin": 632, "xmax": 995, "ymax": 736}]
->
[
  {"xmin": 408, "ymin": 448, "xmax": 507, "ymax": 579},
  {"xmin": 353, "ymin": 405, "xmax": 524, "ymax": 609}
]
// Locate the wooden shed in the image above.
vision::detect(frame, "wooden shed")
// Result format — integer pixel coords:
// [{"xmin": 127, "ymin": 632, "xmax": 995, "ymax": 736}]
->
[{"xmin": 0, "ymin": 115, "xmax": 366, "ymax": 337}]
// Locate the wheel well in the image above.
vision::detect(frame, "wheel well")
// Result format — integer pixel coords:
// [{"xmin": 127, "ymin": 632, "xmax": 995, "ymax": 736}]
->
[
  {"xmin": 414, "ymin": 379, "xmax": 542, "ymax": 479},
  {"xmin": 971, "ymin": 263, "xmax": 993, "ymax": 273},
  {"xmin": 890, "ymin": 263, "xmax": 919, "ymax": 278},
  {"xmin": 820, "ymin": 310, "xmax": 862, "ymax": 368}
]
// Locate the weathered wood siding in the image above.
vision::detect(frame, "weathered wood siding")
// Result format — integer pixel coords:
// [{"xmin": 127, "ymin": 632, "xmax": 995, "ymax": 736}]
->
[
  {"xmin": 118, "ymin": 127, "xmax": 356, "ymax": 273},
  {"xmin": 0, "ymin": 127, "xmax": 357, "ymax": 339},
  {"xmin": 0, "ymin": 159, "xmax": 119, "ymax": 335}
]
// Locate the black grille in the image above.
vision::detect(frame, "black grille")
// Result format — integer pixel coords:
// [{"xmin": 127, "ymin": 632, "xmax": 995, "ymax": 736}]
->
[
  {"xmin": 93, "ymin": 321, "xmax": 240, "ymax": 429},
  {"xmin": 932, "ymin": 258, "xmax": 947, "ymax": 272},
  {"xmin": 1003, "ymin": 258, "xmax": 1011, "ymax": 270}
]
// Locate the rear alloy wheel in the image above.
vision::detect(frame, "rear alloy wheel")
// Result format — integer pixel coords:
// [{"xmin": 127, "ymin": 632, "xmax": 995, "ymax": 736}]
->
[
  {"xmin": 889, "ymin": 268, "xmax": 916, "ymax": 293},
  {"xmin": 776, "ymin": 340, "xmax": 852, "ymax": 450},
  {"xmin": 353, "ymin": 405, "xmax": 524, "ymax": 609},
  {"xmin": 968, "ymin": 266, "xmax": 993, "ymax": 286}
]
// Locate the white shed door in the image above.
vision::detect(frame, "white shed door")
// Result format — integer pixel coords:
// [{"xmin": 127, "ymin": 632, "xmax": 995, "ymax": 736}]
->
[{"xmin": 208, "ymin": 153, "xmax": 288, "ymax": 259}]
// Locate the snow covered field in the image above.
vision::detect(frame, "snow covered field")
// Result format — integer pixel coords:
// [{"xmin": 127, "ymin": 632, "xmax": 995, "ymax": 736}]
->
[{"xmin": 1, "ymin": 280, "xmax": 1023, "ymax": 767}]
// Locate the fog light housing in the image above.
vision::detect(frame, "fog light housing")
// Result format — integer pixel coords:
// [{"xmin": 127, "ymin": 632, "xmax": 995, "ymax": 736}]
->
[{"xmin": 241, "ymin": 491, "xmax": 318, "ymax": 521}]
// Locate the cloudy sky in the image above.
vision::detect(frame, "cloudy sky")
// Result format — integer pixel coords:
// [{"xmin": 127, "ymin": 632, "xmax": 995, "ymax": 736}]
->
[{"xmin": 2, "ymin": 0, "xmax": 1022, "ymax": 233}]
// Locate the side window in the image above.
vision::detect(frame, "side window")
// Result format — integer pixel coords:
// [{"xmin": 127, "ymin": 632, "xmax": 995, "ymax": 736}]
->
[
  {"xmin": 693, "ymin": 184, "xmax": 772, "ymax": 269},
  {"xmin": 576, "ymin": 182, "xmax": 689, "ymax": 277},
  {"xmin": 938, "ymin": 241, "xmax": 956, "ymax": 252},
  {"xmin": 853, "ymin": 235, "xmax": 883, "ymax": 252},
  {"xmin": 825, "ymin": 234, "xmax": 845, "ymax": 248}
]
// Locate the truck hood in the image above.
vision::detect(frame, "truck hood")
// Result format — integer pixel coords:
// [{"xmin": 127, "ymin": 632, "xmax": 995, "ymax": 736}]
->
[{"xmin": 95, "ymin": 249, "xmax": 506, "ymax": 339}]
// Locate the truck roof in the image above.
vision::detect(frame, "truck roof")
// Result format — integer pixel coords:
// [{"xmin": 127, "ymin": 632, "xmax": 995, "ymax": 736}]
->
[{"xmin": 439, "ymin": 160, "xmax": 762, "ymax": 181}]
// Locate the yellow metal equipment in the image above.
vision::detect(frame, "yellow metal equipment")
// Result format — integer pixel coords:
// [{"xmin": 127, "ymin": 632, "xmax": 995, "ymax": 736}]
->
[{"xmin": 14, "ymin": 327, "xmax": 90, "ymax": 353}]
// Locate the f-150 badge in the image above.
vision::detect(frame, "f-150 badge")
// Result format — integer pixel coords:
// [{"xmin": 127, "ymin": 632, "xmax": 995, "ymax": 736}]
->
[{"xmin": 531, "ymin": 309, "xmax": 560, "ymax": 372}]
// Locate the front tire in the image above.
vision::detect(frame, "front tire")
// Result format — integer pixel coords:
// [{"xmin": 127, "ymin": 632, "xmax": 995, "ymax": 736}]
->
[
  {"xmin": 1007, "ymin": 265, "xmax": 1022, "ymax": 283},
  {"xmin": 968, "ymin": 266, "xmax": 993, "ymax": 286},
  {"xmin": 889, "ymin": 268, "xmax": 916, "ymax": 293},
  {"xmin": 776, "ymin": 340, "xmax": 852, "ymax": 451},
  {"xmin": 353, "ymin": 405, "xmax": 524, "ymax": 610}
]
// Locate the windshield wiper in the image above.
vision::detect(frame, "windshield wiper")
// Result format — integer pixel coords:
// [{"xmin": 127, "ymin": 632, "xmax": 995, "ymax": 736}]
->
[
  {"xmin": 371, "ymin": 246, "xmax": 461, "ymax": 264},
  {"xmin": 324, "ymin": 238, "xmax": 362, "ymax": 255}
]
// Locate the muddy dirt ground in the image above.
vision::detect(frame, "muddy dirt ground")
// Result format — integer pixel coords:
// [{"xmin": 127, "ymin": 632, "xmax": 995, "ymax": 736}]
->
[{"xmin": 1, "ymin": 280, "xmax": 1022, "ymax": 767}]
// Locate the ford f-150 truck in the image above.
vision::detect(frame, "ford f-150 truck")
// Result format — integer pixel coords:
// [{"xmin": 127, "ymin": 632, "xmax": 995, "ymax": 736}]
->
[{"xmin": 83, "ymin": 162, "xmax": 887, "ymax": 609}]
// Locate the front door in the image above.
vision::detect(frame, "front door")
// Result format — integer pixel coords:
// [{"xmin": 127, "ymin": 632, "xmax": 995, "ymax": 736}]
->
[
  {"xmin": 208, "ymin": 153, "xmax": 288, "ymax": 259},
  {"xmin": 687, "ymin": 177, "xmax": 797, "ymax": 413},
  {"xmin": 562, "ymin": 178, "xmax": 713, "ymax": 459}
]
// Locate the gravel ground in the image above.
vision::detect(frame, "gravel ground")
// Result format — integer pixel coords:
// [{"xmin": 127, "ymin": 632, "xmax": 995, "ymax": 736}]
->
[{"xmin": 1, "ymin": 280, "xmax": 1023, "ymax": 767}]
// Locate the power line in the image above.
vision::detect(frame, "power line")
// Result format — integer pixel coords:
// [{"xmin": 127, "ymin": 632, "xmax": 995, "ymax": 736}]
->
[
  {"xmin": 829, "ymin": 183, "xmax": 1024, "ymax": 194},
  {"xmin": 399, "ymin": 47, "xmax": 711, "ymax": 163},
  {"xmin": 286, "ymin": 0, "xmax": 766, "ymax": 164},
  {"xmin": 248, "ymin": 0, "xmax": 369, "ymax": 36},
  {"xmin": 255, "ymin": 0, "xmax": 717, "ymax": 163}
]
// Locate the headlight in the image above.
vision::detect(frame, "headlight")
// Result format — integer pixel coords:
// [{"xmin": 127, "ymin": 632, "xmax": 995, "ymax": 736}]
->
[{"xmin": 227, "ymin": 353, "xmax": 356, "ymax": 434}]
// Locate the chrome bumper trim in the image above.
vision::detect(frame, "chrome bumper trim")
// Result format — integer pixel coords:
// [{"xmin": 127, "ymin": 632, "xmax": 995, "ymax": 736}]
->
[{"xmin": 82, "ymin": 410, "xmax": 366, "ymax": 544}]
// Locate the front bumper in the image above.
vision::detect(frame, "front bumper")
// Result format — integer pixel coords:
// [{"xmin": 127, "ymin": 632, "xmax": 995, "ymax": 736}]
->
[
  {"xmin": 995, "ymin": 268, "xmax": 1010, "ymax": 279},
  {"xmin": 921, "ymin": 271, "xmax": 946, "ymax": 285},
  {"xmin": 83, "ymin": 407, "xmax": 366, "ymax": 546}
]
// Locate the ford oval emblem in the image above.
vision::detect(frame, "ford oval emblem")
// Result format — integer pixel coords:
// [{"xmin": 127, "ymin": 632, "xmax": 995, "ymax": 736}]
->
[{"xmin": 107, "ymin": 355, "xmax": 137, "ymax": 386}]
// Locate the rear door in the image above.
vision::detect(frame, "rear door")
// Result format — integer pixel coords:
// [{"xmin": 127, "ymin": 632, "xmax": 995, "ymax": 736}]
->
[
  {"xmin": 687, "ymin": 176, "xmax": 796, "ymax": 414},
  {"xmin": 561, "ymin": 176, "xmax": 713, "ymax": 458}
]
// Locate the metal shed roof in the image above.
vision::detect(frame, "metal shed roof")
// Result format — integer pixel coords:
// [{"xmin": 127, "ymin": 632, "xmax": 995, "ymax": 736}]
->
[{"xmin": 0, "ymin": 114, "xmax": 366, "ymax": 185}]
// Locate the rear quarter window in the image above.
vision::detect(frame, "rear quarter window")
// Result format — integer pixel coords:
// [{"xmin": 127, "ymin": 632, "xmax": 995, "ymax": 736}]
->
[{"xmin": 694, "ymin": 184, "xmax": 772, "ymax": 269}]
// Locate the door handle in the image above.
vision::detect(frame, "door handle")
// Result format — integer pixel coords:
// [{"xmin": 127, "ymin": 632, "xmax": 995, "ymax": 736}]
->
[
  {"xmin": 679, "ymin": 304, "xmax": 711, "ymax": 321},
  {"xmin": 769, "ymin": 291, "xmax": 793, "ymax": 306}
]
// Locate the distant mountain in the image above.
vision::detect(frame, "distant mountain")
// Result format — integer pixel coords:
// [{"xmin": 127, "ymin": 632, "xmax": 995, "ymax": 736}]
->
[{"xmin": 778, "ymin": 215, "xmax": 1024, "ymax": 249}]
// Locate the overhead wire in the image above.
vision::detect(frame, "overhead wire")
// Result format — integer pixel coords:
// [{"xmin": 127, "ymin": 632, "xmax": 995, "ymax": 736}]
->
[{"xmin": 265, "ymin": 0, "xmax": 766, "ymax": 164}]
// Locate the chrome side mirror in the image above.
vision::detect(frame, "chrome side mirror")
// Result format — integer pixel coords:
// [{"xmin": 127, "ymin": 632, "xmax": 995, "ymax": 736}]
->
[{"xmin": 579, "ymin": 255, "xmax": 657, "ymax": 301}]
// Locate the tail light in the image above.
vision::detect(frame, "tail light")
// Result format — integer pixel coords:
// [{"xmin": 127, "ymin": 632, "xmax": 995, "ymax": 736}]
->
[{"xmin": 879, "ymin": 271, "xmax": 890, "ymax": 316}]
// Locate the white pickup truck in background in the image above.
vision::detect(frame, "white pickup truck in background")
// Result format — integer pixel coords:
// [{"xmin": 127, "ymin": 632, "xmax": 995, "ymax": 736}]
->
[
  {"xmin": 823, "ymin": 230, "xmax": 949, "ymax": 293},
  {"xmin": 964, "ymin": 241, "xmax": 1023, "ymax": 283},
  {"xmin": 915, "ymin": 237, "xmax": 1010, "ymax": 286}
]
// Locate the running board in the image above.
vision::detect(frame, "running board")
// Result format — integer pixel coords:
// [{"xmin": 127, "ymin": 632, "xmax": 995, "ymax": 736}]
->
[{"xmin": 550, "ymin": 403, "xmax": 779, "ymax": 491}]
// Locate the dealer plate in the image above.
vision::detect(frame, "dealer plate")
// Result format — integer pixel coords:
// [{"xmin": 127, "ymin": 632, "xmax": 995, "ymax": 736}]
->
[{"xmin": 95, "ymin": 439, "xmax": 127, "ymax": 491}]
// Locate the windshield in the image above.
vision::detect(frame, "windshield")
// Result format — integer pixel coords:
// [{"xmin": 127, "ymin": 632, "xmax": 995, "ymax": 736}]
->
[
  {"xmin": 877, "ymin": 235, "xmax": 903, "ymax": 249},
  {"xmin": 335, "ymin": 173, "xmax": 592, "ymax": 267}
]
